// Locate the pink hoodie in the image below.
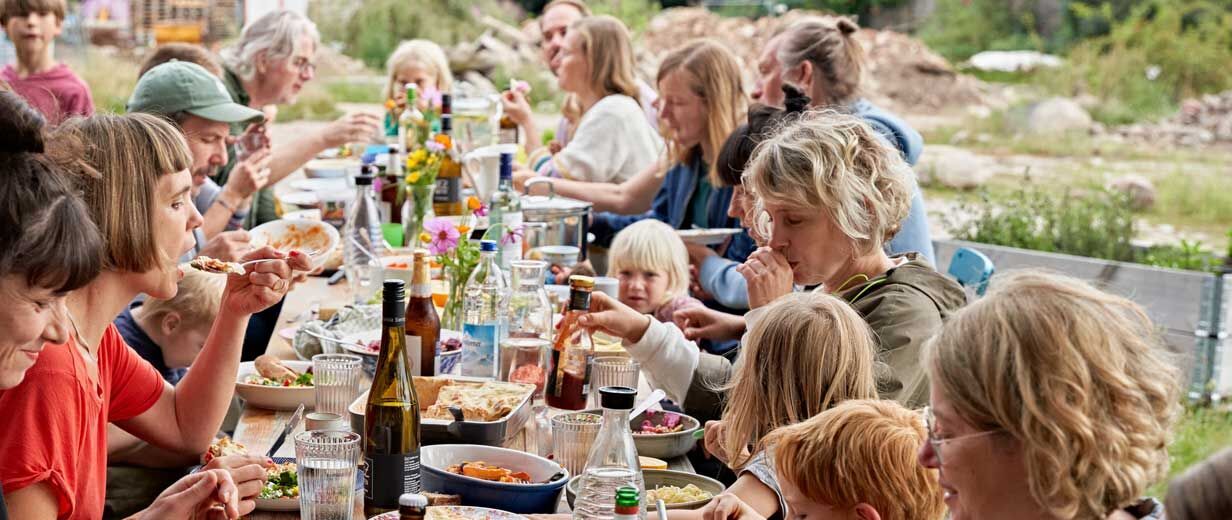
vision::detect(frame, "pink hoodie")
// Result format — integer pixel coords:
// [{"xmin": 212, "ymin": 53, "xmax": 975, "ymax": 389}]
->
[{"xmin": 3, "ymin": 63, "xmax": 94, "ymax": 125}]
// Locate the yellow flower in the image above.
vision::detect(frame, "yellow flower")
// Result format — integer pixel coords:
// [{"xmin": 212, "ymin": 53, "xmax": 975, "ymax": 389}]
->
[
  {"xmin": 408, "ymin": 172, "xmax": 421, "ymax": 183},
  {"xmin": 457, "ymin": 225, "xmax": 471, "ymax": 235},
  {"xmin": 467, "ymin": 196, "xmax": 482, "ymax": 210},
  {"xmin": 384, "ymin": 99, "xmax": 397, "ymax": 110},
  {"xmin": 419, "ymin": 232, "xmax": 432, "ymax": 244},
  {"xmin": 411, "ymin": 149, "xmax": 427, "ymax": 162}
]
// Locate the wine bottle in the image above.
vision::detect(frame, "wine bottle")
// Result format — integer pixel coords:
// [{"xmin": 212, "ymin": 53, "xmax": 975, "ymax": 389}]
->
[
  {"xmin": 487, "ymin": 152, "xmax": 522, "ymax": 270},
  {"xmin": 433, "ymin": 94, "xmax": 464, "ymax": 216},
  {"xmin": 399, "ymin": 85, "xmax": 428, "ymax": 154},
  {"xmin": 407, "ymin": 250, "xmax": 440, "ymax": 376},
  {"xmin": 364, "ymin": 280, "xmax": 423, "ymax": 516}
]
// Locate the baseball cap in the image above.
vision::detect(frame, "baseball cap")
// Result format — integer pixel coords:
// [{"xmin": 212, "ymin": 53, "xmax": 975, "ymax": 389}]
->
[{"xmin": 127, "ymin": 60, "xmax": 265, "ymax": 124}]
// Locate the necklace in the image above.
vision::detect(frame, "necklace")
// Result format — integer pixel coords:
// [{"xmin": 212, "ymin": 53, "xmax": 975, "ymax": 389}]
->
[{"xmin": 63, "ymin": 306, "xmax": 98, "ymax": 362}]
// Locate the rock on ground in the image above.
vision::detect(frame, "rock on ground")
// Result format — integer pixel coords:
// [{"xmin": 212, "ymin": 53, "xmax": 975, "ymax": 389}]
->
[{"xmin": 1024, "ymin": 97, "xmax": 1092, "ymax": 135}]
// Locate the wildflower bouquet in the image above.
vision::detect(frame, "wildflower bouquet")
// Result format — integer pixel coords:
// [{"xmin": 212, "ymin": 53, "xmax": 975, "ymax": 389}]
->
[
  {"xmin": 421, "ymin": 196, "xmax": 505, "ymax": 328},
  {"xmin": 403, "ymin": 137, "xmax": 447, "ymax": 248}
]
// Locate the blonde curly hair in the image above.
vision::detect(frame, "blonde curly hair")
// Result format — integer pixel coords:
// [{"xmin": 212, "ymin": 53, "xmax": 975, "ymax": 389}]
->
[
  {"xmin": 743, "ymin": 109, "xmax": 913, "ymax": 256},
  {"xmin": 924, "ymin": 269, "xmax": 1181, "ymax": 519}
]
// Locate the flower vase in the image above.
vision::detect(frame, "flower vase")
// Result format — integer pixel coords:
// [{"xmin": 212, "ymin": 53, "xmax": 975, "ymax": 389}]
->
[
  {"xmin": 402, "ymin": 184, "xmax": 435, "ymax": 249},
  {"xmin": 442, "ymin": 270, "xmax": 466, "ymax": 330}
]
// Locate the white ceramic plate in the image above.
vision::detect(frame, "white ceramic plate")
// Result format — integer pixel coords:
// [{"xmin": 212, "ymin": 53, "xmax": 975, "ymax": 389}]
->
[
  {"xmin": 338, "ymin": 329, "xmax": 381, "ymax": 357},
  {"xmin": 248, "ymin": 218, "xmax": 341, "ymax": 270},
  {"xmin": 676, "ymin": 228, "xmax": 742, "ymax": 246},
  {"xmin": 289, "ymin": 178, "xmax": 350, "ymax": 192},
  {"xmin": 369, "ymin": 507, "xmax": 529, "ymax": 520},
  {"xmin": 278, "ymin": 191, "xmax": 319, "ymax": 207},
  {"xmin": 235, "ymin": 360, "xmax": 315, "ymax": 411},
  {"xmin": 304, "ymin": 158, "xmax": 359, "ymax": 179},
  {"xmin": 281, "ymin": 209, "xmax": 321, "ymax": 221}
]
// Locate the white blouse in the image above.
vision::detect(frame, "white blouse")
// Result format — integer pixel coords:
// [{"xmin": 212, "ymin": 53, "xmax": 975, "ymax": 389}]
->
[{"xmin": 548, "ymin": 94, "xmax": 663, "ymax": 183}]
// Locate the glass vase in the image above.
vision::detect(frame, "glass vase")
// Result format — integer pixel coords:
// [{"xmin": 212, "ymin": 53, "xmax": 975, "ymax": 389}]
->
[
  {"xmin": 442, "ymin": 270, "xmax": 465, "ymax": 330},
  {"xmin": 401, "ymin": 184, "xmax": 435, "ymax": 249}
]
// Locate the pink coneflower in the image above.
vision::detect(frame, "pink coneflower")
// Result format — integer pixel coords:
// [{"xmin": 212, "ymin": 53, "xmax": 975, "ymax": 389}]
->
[
  {"xmin": 500, "ymin": 224, "xmax": 524, "ymax": 246},
  {"xmin": 424, "ymin": 218, "xmax": 460, "ymax": 255}
]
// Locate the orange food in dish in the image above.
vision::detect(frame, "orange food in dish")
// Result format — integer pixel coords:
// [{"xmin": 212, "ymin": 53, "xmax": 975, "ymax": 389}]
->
[{"xmin": 446, "ymin": 461, "xmax": 533, "ymax": 483}]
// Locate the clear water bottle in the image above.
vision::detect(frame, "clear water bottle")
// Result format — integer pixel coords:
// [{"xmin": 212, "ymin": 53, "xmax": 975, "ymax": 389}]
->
[
  {"xmin": 344, "ymin": 153, "xmax": 387, "ymax": 304},
  {"xmin": 487, "ymin": 152, "xmax": 522, "ymax": 270},
  {"xmin": 573, "ymin": 386, "xmax": 645, "ymax": 520},
  {"xmin": 461, "ymin": 240, "xmax": 508, "ymax": 378}
]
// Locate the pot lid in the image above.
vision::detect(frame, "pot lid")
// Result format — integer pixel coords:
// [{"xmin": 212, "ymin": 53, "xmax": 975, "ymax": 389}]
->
[{"xmin": 523, "ymin": 194, "xmax": 592, "ymax": 218}]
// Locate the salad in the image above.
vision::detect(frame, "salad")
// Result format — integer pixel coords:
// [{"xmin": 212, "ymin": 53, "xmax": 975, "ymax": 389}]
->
[
  {"xmin": 244, "ymin": 371, "xmax": 314, "ymax": 387},
  {"xmin": 635, "ymin": 411, "xmax": 685, "ymax": 434},
  {"xmin": 259, "ymin": 462, "xmax": 300, "ymax": 499}
]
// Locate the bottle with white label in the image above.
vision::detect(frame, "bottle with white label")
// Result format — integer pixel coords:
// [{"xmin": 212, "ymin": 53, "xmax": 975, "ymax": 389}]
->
[
  {"xmin": 487, "ymin": 151, "xmax": 523, "ymax": 270},
  {"xmin": 406, "ymin": 249, "xmax": 439, "ymax": 376},
  {"xmin": 461, "ymin": 240, "xmax": 508, "ymax": 378}
]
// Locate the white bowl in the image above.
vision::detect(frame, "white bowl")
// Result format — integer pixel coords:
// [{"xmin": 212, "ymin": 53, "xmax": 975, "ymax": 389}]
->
[
  {"xmin": 379, "ymin": 255, "xmax": 415, "ymax": 286},
  {"xmin": 235, "ymin": 360, "xmax": 316, "ymax": 411},
  {"xmin": 249, "ymin": 219, "xmax": 340, "ymax": 271}
]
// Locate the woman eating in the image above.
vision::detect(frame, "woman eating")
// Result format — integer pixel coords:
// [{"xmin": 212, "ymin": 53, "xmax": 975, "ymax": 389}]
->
[
  {"xmin": 0, "ymin": 111, "xmax": 310, "ymax": 519},
  {"xmin": 919, "ymin": 270, "xmax": 1176, "ymax": 520},
  {"xmin": 581, "ymin": 110, "xmax": 964, "ymax": 426},
  {"xmin": 519, "ymin": 15, "xmax": 661, "ymax": 184}
]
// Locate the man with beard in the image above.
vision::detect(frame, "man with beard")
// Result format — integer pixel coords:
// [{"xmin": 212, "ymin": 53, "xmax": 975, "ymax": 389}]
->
[{"xmin": 127, "ymin": 60, "xmax": 271, "ymax": 263}]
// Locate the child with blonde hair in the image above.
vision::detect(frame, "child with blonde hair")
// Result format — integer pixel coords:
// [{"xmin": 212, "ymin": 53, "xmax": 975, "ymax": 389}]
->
[
  {"xmin": 383, "ymin": 39, "xmax": 454, "ymax": 136},
  {"xmin": 607, "ymin": 219, "xmax": 701, "ymax": 324},
  {"xmin": 114, "ymin": 267, "xmax": 228, "ymax": 383},
  {"xmin": 703, "ymin": 399, "xmax": 946, "ymax": 520}
]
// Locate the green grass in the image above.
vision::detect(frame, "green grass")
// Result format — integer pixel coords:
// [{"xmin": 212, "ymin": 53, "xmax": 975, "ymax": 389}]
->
[
  {"xmin": 1151, "ymin": 167, "xmax": 1232, "ymax": 226},
  {"xmin": 67, "ymin": 50, "xmax": 139, "ymax": 114},
  {"xmin": 1152, "ymin": 405, "xmax": 1232, "ymax": 497},
  {"xmin": 322, "ymin": 78, "xmax": 386, "ymax": 104},
  {"xmin": 277, "ymin": 84, "xmax": 345, "ymax": 122}
]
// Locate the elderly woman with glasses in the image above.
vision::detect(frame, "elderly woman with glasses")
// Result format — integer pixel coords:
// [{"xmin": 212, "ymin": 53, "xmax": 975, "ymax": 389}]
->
[
  {"xmin": 918, "ymin": 270, "xmax": 1178, "ymax": 520},
  {"xmin": 218, "ymin": 9, "xmax": 380, "ymax": 227}
]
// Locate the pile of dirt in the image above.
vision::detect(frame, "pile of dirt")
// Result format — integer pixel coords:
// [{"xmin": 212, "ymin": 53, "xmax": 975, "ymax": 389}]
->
[
  {"xmin": 639, "ymin": 7, "xmax": 990, "ymax": 114},
  {"xmin": 1108, "ymin": 90, "xmax": 1232, "ymax": 147}
]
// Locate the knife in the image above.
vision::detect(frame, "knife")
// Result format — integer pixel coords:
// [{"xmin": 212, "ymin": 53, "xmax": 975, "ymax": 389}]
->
[{"xmin": 266, "ymin": 403, "xmax": 306, "ymax": 458}]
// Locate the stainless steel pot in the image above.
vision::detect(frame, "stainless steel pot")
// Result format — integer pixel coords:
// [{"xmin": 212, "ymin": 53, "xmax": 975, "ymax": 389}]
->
[{"xmin": 522, "ymin": 178, "xmax": 593, "ymax": 260}]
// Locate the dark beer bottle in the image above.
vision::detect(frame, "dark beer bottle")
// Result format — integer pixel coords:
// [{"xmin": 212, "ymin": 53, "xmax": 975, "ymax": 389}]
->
[{"xmin": 406, "ymin": 249, "xmax": 440, "ymax": 376}]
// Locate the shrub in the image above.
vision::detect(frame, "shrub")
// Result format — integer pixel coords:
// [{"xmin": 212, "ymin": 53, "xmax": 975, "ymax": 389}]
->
[
  {"xmin": 277, "ymin": 84, "xmax": 344, "ymax": 122},
  {"xmin": 943, "ymin": 183, "xmax": 1137, "ymax": 262},
  {"xmin": 1045, "ymin": 0, "xmax": 1232, "ymax": 125},
  {"xmin": 318, "ymin": 0, "xmax": 518, "ymax": 69}
]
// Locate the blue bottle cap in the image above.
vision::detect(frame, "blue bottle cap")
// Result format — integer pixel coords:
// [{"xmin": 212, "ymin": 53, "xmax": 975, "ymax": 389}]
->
[
  {"xmin": 499, "ymin": 152, "xmax": 513, "ymax": 180},
  {"xmin": 479, "ymin": 240, "xmax": 498, "ymax": 252},
  {"xmin": 361, "ymin": 152, "xmax": 377, "ymax": 165}
]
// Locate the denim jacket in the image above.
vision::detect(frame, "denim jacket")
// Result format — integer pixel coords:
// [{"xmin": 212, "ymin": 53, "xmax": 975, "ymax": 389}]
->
[{"xmin": 592, "ymin": 156, "xmax": 756, "ymax": 305}]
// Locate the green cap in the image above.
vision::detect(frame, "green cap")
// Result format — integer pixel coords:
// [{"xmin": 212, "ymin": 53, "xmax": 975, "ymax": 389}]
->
[{"xmin": 127, "ymin": 61, "xmax": 264, "ymax": 124}]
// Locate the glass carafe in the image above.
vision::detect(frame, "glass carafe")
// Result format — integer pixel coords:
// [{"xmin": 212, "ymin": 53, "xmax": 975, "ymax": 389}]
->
[
  {"xmin": 507, "ymin": 260, "xmax": 552, "ymax": 340},
  {"xmin": 572, "ymin": 386, "xmax": 644, "ymax": 520}
]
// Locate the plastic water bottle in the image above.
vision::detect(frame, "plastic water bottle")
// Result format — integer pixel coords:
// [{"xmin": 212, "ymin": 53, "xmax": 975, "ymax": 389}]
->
[
  {"xmin": 573, "ymin": 387, "xmax": 645, "ymax": 519},
  {"xmin": 344, "ymin": 153, "xmax": 387, "ymax": 304},
  {"xmin": 461, "ymin": 240, "xmax": 508, "ymax": 378}
]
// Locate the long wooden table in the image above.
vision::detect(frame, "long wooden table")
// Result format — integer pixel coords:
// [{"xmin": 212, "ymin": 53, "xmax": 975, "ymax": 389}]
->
[{"xmin": 235, "ymin": 276, "xmax": 692, "ymax": 519}]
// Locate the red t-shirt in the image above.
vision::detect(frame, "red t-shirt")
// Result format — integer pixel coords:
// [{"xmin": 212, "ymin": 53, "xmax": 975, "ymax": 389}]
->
[
  {"xmin": 1, "ymin": 63, "xmax": 94, "ymax": 126},
  {"xmin": 0, "ymin": 324, "xmax": 165, "ymax": 519}
]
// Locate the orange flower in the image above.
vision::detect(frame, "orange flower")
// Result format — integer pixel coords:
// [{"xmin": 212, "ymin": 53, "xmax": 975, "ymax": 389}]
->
[
  {"xmin": 384, "ymin": 99, "xmax": 397, "ymax": 110},
  {"xmin": 457, "ymin": 225, "xmax": 472, "ymax": 235},
  {"xmin": 467, "ymin": 196, "xmax": 482, "ymax": 210}
]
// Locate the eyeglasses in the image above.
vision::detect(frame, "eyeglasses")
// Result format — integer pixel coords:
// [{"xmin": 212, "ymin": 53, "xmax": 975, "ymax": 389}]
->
[
  {"xmin": 291, "ymin": 56, "xmax": 316, "ymax": 75},
  {"xmin": 923, "ymin": 406, "xmax": 1003, "ymax": 466}
]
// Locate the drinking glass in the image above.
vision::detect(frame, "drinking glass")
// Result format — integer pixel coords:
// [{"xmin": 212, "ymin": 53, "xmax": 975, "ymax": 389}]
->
[
  {"xmin": 294, "ymin": 430, "xmax": 360, "ymax": 520},
  {"xmin": 501, "ymin": 337, "xmax": 550, "ymax": 399},
  {"xmin": 586, "ymin": 357, "xmax": 640, "ymax": 409},
  {"xmin": 312, "ymin": 353, "xmax": 363, "ymax": 419},
  {"xmin": 551, "ymin": 411, "xmax": 603, "ymax": 477}
]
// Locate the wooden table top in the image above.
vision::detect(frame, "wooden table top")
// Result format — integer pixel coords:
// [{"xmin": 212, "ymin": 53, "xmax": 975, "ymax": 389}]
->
[{"xmin": 235, "ymin": 276, "xmax": 692, "ymax": 519}]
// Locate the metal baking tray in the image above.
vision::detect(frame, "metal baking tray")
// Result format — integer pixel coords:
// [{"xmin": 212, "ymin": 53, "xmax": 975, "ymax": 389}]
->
[{"xmin": 350, "ymin": 376, "xmax": 535, "ymax": 447}]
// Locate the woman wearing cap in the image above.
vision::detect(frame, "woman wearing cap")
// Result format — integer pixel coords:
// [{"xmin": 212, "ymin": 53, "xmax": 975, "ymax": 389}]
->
[
  {"xmin": 218, "ymin": 9, "xmax": 381, "ymax": 227},
  {"xmin": 0, "ymin": 110, "xmax": 311, "ymax": 520}
]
